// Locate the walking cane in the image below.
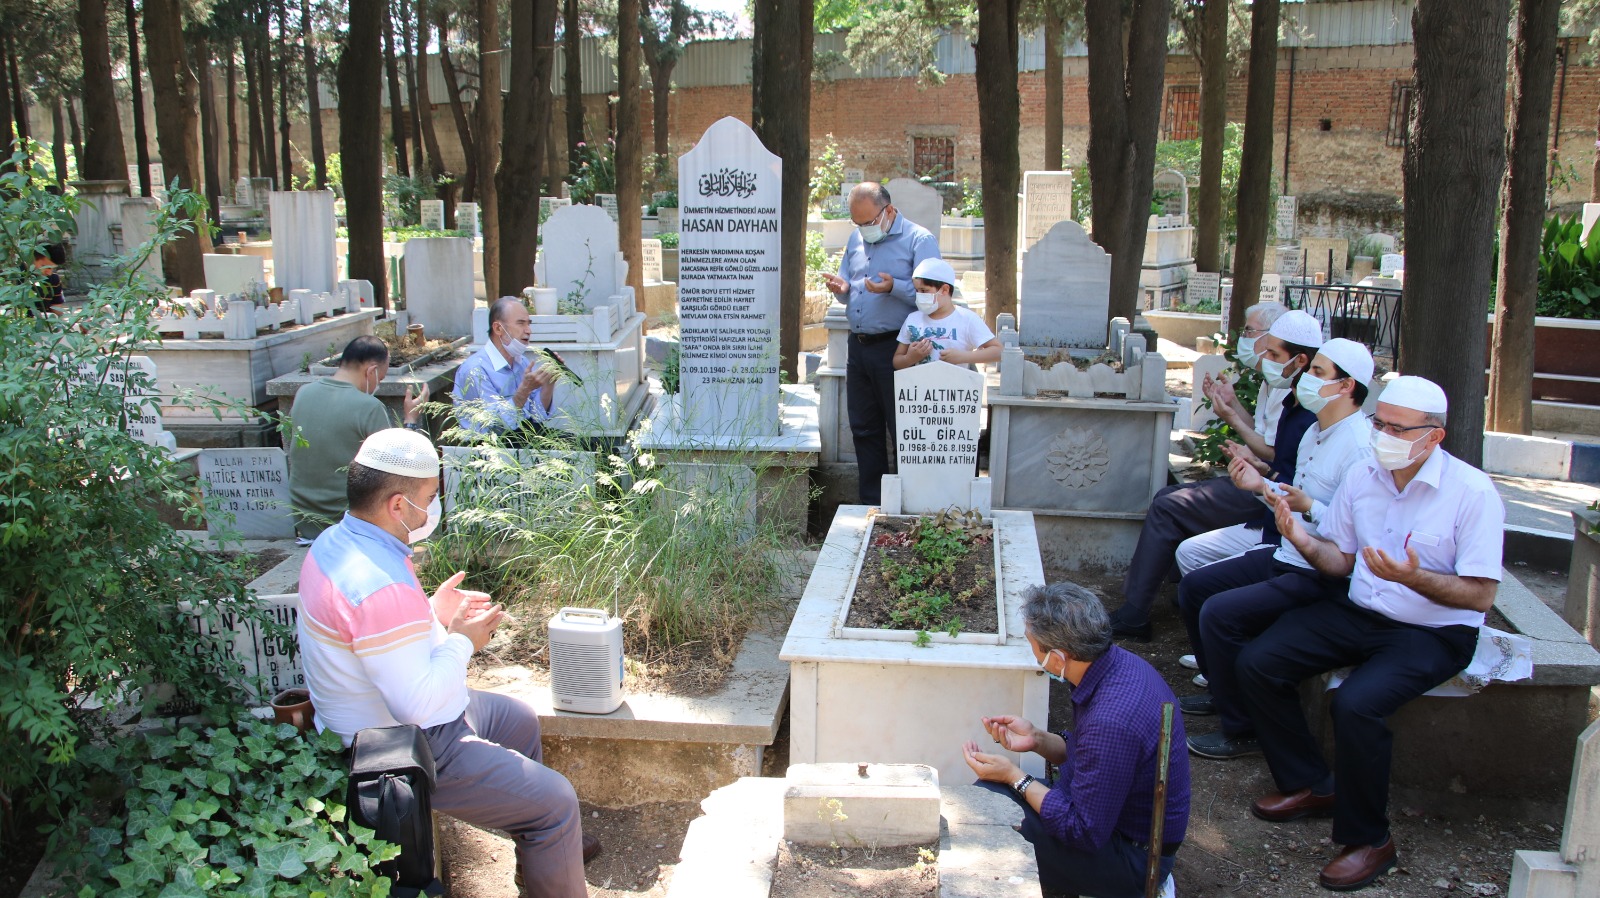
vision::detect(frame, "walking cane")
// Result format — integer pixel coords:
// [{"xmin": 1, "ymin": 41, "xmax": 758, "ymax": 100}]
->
[{"xmin": 1145, "ymin": 701, "xmax": 1176, "ymax": 898}]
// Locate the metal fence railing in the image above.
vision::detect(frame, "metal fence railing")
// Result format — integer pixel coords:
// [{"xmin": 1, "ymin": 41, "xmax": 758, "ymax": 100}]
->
[{"xmin": 1284, "ymin": 281, "xmax": 1404, "ymax": 367}]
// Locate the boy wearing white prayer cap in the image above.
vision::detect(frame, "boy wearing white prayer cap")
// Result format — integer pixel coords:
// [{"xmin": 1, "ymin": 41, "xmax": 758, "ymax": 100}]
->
[
  {"xmin": 297, "ymin": 429, "xmax": 599, "ymax": 897},
  {"xmin": 1233, "ymin": 376, "xmax": 1504, "ymax": 891}
]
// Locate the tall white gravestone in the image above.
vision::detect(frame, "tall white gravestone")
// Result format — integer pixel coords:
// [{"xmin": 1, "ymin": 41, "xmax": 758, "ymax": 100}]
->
[
  {"xmin": 676, "ymin": 116, "xmax": 782, "ymax": 437},
  {"xmin": 887, "ymin": 361, "xmax": 987, "ymax": 515},
  {"xmin": 403, "ymin": 237, "xmax": 476, "ymax": 339},
  {"xmin": 1021, "ymin": 171, "xmax": 1074, "ymax": 254},
  {"xmin": 884, "ymin": 177, "xmax": 943, "ymax": 248},
  {"xmin": 268, "ymin": 190, "xmax": 338, "ymax": 294},
  {"xmin": 538, "ymin": 204, "xmax": 621, "ymax": 308},
  {"xmin": 1019, "ymin": 219, "xmax": 1111, "ymax": 349},
  {"xmin": 420, "ymin": 199, "xmax": 445, "ymax": 231},
  {"xmin": 198, "ymin": 448, "xmax": 296, "ymax": 539}
]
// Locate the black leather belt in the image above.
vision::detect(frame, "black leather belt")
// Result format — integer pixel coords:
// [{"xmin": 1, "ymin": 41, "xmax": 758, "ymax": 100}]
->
[{"xmin": 850, "ymin": 330, "xmax": 898, "ymax": 346}]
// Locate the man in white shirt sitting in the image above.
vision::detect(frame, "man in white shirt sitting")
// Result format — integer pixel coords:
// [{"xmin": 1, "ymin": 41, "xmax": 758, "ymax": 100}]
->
[
  {"xmin": 1237, "ymin": 376, "xmax": 1503, "ymax": 891},
  {"xmin": 297, "ymin": 429, "xmax": 597, "ymax": 897},
  {"xmin": 1173, "ymin": 339, "xmax": 1376, "ymax": 761},
  {"xmin": 453, "ymin": 297, "xmax": 558, "ymax": 437}
]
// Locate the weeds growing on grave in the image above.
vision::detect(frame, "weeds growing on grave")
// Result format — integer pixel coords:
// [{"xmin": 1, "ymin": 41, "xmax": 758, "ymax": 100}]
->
[
  {"xmin": 0, "ymin": 145, "xmax": 287, "ymax": 849},
  {"xmin": 869, "ymin": 509, "xmax": 992, "ymax": 645},
  {"xmin": 1190, "ymin": 327, "xmax": 1264, "ymax": 467},
  {"xmin": 416, "ymin": 392, "xmax": 805, "ymax": 683}
]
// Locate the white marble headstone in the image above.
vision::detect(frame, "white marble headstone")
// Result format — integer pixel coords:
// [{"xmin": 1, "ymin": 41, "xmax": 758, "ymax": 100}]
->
[
  {"xmin": 1019, "ymin": 219, "xmax": 1110, "ymax": 349},
  {"xmin": 1187, "ymin": 271, "xmax": 1221, "ymax": 306},
  {"xmin": 1258, "ymin": 274, "xmax": 1282, "ymax": 306},
  {"xmin": 198, "ymin": 448, "xmax": 295, "ymax": 539},
  {"xmin": 1275, "ymin": 196, "xmax": 1297, "ymax": 240},
  {"xmin": 884, "ymin": 177, "xmax": 943, "ymax": 247},
  {"xmin": 457, "ymin": 202, "xmax": 481, "ymax": 239},
  {"xmin": 894, "ymin": 361, "xmax": 984, "ymax": 514},
  {"xmin": 420, "ymin": 199, "xmax": 445, "ymax": 231},
  {"xmin": 538, "ymin": 203, "xmax": 620, "ymax": 308},
  {"xmin": 203, "ymin": 253, "xmax": 267, "ymax": 296},
  {"xmin": 598, "ymin": 194, "xmax": 620, "ymax": 222},
  {"xmin": 187, "ymin": 593, "xmax": 303, "ymax": 703},
  {"xmin": 268, "ymin": 191, "xmax": 338, "ymax": 294},
  {"xmin": 1276, "ymin": 246, "xmax": 1302, "ymax": 279},
  {"xmin": 1021, "ymin": 171, "xmax": 1074, "ymax": 253},
  {"xmin": 119, "ymin": 197, "xmax": 163, "ymax": 286},
  {"xmin": 403, "ymin": 237, "xmax": 476, "ymax": 338},
  {"xmin": 641, "ymin": 238, "xmax": 664, "ymax": 283},
  {"xmin": 1152, "ymin": 170, "xmax": 1189, "ymax": 223},
  {"xmin": 1380, "ymin": 253, "xmax": 1404, "ymax": 278},
  {"xmin": 676, "ymin": 116, "xmax": 782, "ymax": 438}
]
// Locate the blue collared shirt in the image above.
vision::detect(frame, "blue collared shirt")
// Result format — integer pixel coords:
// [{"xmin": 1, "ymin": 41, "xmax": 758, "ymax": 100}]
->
[
  {"xmin": 452, "ymin": 342, "xmax": 552, "ymax": 434},
  {"xmin": 838, "ymin": 211, "xmax": 942, "ymax": 335}
]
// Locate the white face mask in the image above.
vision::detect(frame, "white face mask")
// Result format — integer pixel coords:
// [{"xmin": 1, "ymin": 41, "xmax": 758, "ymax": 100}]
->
[
  {"xmin": 1236, "ymin": 335, "xmax": 1261, "ymax": 369},
  {"xmin": 1260, "ymin": 357, "xmax": 1299, "ymax": 389},
  {"xmin": 363, "ymin": 365, "xmax": 381, "ymax": 395},
  {"xmin": 402, "ymin": 495, "xmax": 442, "ymax": 544},
  {"xmin": 859, "ymin": 208, "xmax": 888, "ymax": 244},
  {"xmin": 501, "ymin": 332, "xmax": 527, "ymax": 358},
  {"xmin": 1370, "ymin": 428, "xmax": 1433, "ymax": 471},
  {"xmin": 1295, "ymin": 374, "xmax": 1340, "ymax": 414},
  {"xmin": 915, "ymin": 291, "xmax": 940, "ymax": 315}
]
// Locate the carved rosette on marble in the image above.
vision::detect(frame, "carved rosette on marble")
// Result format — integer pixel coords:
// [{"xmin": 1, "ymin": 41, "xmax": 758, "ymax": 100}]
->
[{"xmin": 1045, "ymin": 428, "xmax": 1110, "ymax": 489}]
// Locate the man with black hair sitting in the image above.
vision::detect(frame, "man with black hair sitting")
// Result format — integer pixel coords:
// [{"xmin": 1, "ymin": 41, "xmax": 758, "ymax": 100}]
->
[{"xmin": 287, "ymin": 335, "xmax": 429, "ymax": 539}]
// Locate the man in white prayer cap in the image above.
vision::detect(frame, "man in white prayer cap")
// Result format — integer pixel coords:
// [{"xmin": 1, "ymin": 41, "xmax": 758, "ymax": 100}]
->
[
  {"xmin": 297, "ymin": 428, "xmax": 599, "ymax": 897},
  {"xmin": 1234, "ymin": 376, "xmax": 1504, "ymax": 891}
]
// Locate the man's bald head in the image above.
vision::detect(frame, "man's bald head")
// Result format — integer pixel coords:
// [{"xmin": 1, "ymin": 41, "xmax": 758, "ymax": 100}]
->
[
  {"xmin": 849, "ymin": 182, "xmax": 891, "ymax": 208},
  {"xmin": 848, "ymin": 182, "xmax": 894, "ymax": 229}
]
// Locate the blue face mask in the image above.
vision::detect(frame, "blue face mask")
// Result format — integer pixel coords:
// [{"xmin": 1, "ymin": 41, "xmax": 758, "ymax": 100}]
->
[{"xmin": 1042, "ymin": 650, "xmax": 1067, "ymax": 685}]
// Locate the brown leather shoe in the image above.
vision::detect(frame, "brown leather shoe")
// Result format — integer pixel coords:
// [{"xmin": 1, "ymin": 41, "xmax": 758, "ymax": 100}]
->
[
  {"xmin": 583, "ymin": 833, "xmax": 603, "ymax": 864},
  {"xmin": 1319, "ymin": 839, "xmax": 1396, "ymax": 891},
  {"xmin": 1251, "ymin": 788, "xmax": 1336, "ymax": 822}
]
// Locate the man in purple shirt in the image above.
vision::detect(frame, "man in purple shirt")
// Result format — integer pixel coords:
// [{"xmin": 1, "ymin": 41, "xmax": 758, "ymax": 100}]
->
[{"xmin": 964, "ymin": 582, "xmax": 1191, "ymax": 898}]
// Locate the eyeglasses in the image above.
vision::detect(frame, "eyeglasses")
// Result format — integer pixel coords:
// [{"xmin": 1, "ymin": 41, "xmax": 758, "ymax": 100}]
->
[
  {"xmin": 1368, "ymin": 415, "xmax": 1438, "ymax": 437},
  {"xmin": 852, "ymin": 206, "xmax": 888, "ymax": 228},
  {"xmin": 1241, "ymin": 326, "xmax": 1268, "ymax": 337}
]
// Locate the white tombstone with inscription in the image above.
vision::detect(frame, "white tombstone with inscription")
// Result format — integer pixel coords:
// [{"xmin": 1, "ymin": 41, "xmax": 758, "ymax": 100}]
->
[
  {"xmin": 1275, "ymin": 196, "xmax": 1297, "ymax": 240},
  {"xmin": 598, "ymin": 193, "xmax": 620, "ymax": 222},
  {"xmin": 198, "ymin": 448, "xmax": 295, "ymax": 539},
  {"xmin": 1276, "ymin": 245, "xmax": 1302, "ymax": 280},
  {"xmin": 458, "ymin": 202, "xmax": 481, "ymax": 239},
  {"xmin": 187, "ymin": 594, "xmax": 304, "ymax": 703},
  {"xmin": 884, "ymin": 177, "xmax": 942, "ymax": 248},
  {"xmin": 403, "ymin": 237, "xmax": 476, "ymax": 339},
  {"xmin": 1020, "ymin": 171, "xmax": 1073, "ymax": 254},
  {"xmin": 641, "ymin": 238, "xmax": 664, "ymax": 283},
  {"xmin": 1187, "ymin": 271, "xmax": 1221, "ymax": 307},
  {"xmin": 1380, "ymin": 253, "xmax": 1405, "ymax": 278},
  {"xmin": 675, "ymin": 116, "xmax": 783, "ymax": 437},
  {"xmin": 1258, "ymin": 273, "xmax": 1283, "ymax": 305},
  {"xmin": 420, "ymin": 199, "xmax": 445, "ymax": 231},
  {"xmin": 1019, "ymin": 219, "xmax": 1111, "ymax": 349},
  {"xmin": 119, "ymin": 197, "xmax": 164, "ymax": 287},
  {"xmin": 881, "ymin": 361, "xmax": 989, "ymax": 515}
]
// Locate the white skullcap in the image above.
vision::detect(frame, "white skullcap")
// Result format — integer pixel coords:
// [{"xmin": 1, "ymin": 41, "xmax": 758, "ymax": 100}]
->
[
  {"xmin": 1317, "ymin": 338, "xmax": 1375, "ymax": 386},
  {"xmin": 354, "ymin": 428, "xmax": 440, "ymax": 479},
  {"xmin": 1378, "ymin": 375, "xmax": 1448, "ymax": 416},
  {"xmin": 1268, "ymin": 309, "xmax": 1325, "ymax": 349},
  {"xmin": 912, "ymin": 257, "xmax": 958, "ymax": 286}
]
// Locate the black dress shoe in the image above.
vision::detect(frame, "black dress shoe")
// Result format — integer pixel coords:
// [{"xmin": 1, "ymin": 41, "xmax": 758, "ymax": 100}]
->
[
  {"xmin": 1179, "ymin": 693, "xmax": 1215, "ymax": 715},
  {"xmin": 1187, "ymin": 730, "xmax": 1261, "ymax": 759},
  {"xmin": 583, "ymin": 833, "xmax": 603, "ymax": 864},
  {"xmin": 1110, "ymin": 618, "xmax": 1152, "ymax": 642}
]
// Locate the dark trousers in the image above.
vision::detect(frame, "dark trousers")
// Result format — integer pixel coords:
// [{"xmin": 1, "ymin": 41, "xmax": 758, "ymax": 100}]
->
[
  {"xmin": 973, "ymin": 781, "xmax": 1176, "ymax": 898},
  {"xmin": 1116, "ymin": 477, "xmax": 1265, "ymax": 625},
  {"xmin": 846, "ymin": 334, "xmax": 900, "ymax": 504},
  {"xmin": 1237, "ymin": 596, "xmax": 1478, "ymax": 847},
  {"xmin": 1178, "ymin": 547, "xmax": 1348, "ymax": 735}
]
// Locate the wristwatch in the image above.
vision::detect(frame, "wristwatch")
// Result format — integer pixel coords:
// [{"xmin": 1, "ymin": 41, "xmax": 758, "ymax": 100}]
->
[
  {"xmin": 1011, "ymin": 773, "xmax": 1035, "ymax": 796},
  {"xmin": 403, "ymin": 421, "xmax": 424, "ymax": 432}
]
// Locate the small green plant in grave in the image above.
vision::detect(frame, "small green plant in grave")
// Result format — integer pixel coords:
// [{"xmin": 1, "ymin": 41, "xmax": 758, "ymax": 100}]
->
[
  {"xmin": 53, "ymin": 719, "xmax": 397, "ymax": 897},
  {"xmin": 872, "ymin": 509, "xmax": 991, "ymax": 644},
  {"xmin": 657, "ymin": 231, "xmax": 679, "ymax": 249},
  {"xmin": 1190, "ymin": 328, "xmax": 1264, "ymax": 466},
  {"xmin": 560, "ymin": 242, "xmax": 597, "ymax": 315}
]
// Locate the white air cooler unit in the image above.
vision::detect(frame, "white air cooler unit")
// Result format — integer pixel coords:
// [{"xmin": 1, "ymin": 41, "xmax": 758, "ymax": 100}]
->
[{"xmin": 548, "ymin": 607, "xmax": 625, "ymax": 714}]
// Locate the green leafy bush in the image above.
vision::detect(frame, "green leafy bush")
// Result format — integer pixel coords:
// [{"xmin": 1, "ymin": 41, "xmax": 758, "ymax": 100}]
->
[
  {"xmin": 1537, "ymin": 214, "xmax": 1600, "ymax": 320},
  {"xmin": 805, "ymin": 229, "xmax": 836, "ymax": 290},
  {"xmin": 382, "ymin": 173, "xmax": 437, "ymax": 227},
  {"xmin": 55, "ymin": 720, "xmax": 396, "ymax": 897},
  {"xmin": 809, "ymin": 135, "xmax": 845, "ymax": 210},
  {"xmin": 568, "ymin": 139, "xmax": 617, "ymax": 204},
  {"xmin": 647, "ymin": 190, "xmax": 678, "ymax": 214},
  {"xmin": 1189, "ymin": 328, "xmax": 1264, "ymax": 466},
  {"xmin": 0, "ymin": 148, "xmax": 274, "ymax": 846},
  {"xmin": 952, "ymin": 178, "xmax": 983, "ymax": 220},
  {"xmin": 657, "ymin": 231, "xmax": 679, "ymax": 249}
]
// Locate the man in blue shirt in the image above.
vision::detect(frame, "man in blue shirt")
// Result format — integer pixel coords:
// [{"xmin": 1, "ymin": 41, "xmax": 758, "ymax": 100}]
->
[
  {"xmin": 453, "ymin": 296, "xmax": 556, "ymax": 437},
  {"xmin": 963, "ymin": 582, "xmax": 1190, "ymax": 898},
  {"xmin": 819, "ymin": 182, "xmax": 942, "ymax": 504}
]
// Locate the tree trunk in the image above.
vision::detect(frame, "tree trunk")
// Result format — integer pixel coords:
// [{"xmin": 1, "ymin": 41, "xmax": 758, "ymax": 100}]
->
[
  {"xmin": 341, "ymin": 0, "xmax": 389, "ymax": 305},
  {"xmin": 0, "ymin": 28, "xmax": 15, "ymax": 150},
  {"xmin": 414, "ymin": 0, "xmax": 444, "ymax": 180},
  {"xmin": 563, "ymin": 0, "xmax": 582, "ymax": 173},
  {"xmin": 50, "ymin": 97, "xmax": 68, "ymax": 183},
  {"xmin": 245, "ymin": 31, "xmax": 263, "ymax": 178},
  {"xmin": 384, "ymin": 5, "xmax": 410, "ymax": 177},
  {"xmin": 143, "ymin": 0, "xmax": 215, "ymax": 290},
  {"xmin": 258, "ymin": 19, "xmax": 278, "ymax": 186},
  {"xmin": 78, "ymin": 0, "xmax": 128, "ymax": 181},
  {"xmin": 1084, "ymin": 0, "xmax": 1170, "ymax": 325},
  {"xmin": 402, "ymin": 0, "xmax": 426, "ymax": 177},
  {"xmin": 1043, "ymin": 4, "xmax": 1063, "ymax": 170},
  {"xmin": 126, "ymin": 0, "xmax": 152, "ymax": 195},
  {"xmin": 477, "ymin": 0, "xmax": 503, "ymax": 298},
  {"xmin": 67, "ymin": 97, "xmax": 85, "ymax": 173},
  {"xmin": 276, "ymin": 0, "xmax": 292, "ymax": 182},
  {"xmin": 498, "ymin": 0, "xmax": 557, "ymax": 294},
  {"xmin": 226, "ymin": 41, "xmax": 240, "ymax": 186},
  {"xmin": 649, "ymin": 63, "xmax": 674, "ymax": 161},
  {"xmin": 614, "ymin": 0, "xmax": 643, "ymax": 299},
  {"xmin": 437, "ymin": 28, "xmax": 477, "ymax": 197},
  {"xmin": 1402, "ymin": 0, "xmax": 1509, "ymax": 466},
  {"xmin": 1228, "ymin": 0, "xmax": 1278, "ymax": 332},
  {"xmin": 751, "ymin": 0, "xmax": 813, "ymax": 381},
  {"xmin": 196, "ymin": 39, "xmax": 223, "ymax": 213},
  {"xmin": 1489, "ymin": 0, "xmax": 1557, "ymax": 436},
  {"xmin": 975, "ymin": 0, "xmax": 1021, "ymax": 327},
  {"xmin": 303, "ymin": 0, "xmax": 327, "ymax": 188},
  {"xmin": 1195, "ymin": 0, "xmax": 1227, "ymax": 273},
  {"xmin": 5, "ymin": 36, "xmax": 25, "ymax": 143}
]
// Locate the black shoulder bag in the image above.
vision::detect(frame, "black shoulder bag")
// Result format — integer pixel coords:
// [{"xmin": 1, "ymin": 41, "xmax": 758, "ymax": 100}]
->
[{"xmin": 348, "ymin": 724, "xmax": 445, "ymax": 896}]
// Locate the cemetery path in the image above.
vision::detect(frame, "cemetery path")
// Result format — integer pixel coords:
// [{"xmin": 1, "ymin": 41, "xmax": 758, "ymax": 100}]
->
[{"xmin": 1058, "ymin": 569, "xmax": 1560, "ymax": 898}]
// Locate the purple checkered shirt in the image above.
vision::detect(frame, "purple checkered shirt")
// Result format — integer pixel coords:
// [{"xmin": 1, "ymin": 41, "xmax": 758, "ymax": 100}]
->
[{"xmin": 1038, "ymin": 645, "xmax": 1191, "ymax": 851}]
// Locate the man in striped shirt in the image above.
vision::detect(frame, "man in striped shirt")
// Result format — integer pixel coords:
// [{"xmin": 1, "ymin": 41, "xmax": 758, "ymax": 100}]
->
[{"xmin": 298, "ymin": 428, "xmax": 595, "ymax": 898}]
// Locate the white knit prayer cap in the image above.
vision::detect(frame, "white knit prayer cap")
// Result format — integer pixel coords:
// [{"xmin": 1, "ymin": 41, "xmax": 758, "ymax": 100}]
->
[
  {"xmin": 1317, "ymin": 338, "xmax": 1375, "ymax": 387},
  {"xmin": 354, "ymin": 428, "xmax": 440, "ymax": 478},
  {"xmin": 1378, "ymin": 375, "xmax": 1448, "ymax": 416},
  {"xmin": 1267, "ymin": 309, "xmax": 1325, "ymax": 349}
]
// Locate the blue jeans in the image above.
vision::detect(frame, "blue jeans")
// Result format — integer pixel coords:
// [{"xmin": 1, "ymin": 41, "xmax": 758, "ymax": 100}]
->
[{"xmin": 973, "ymin": 780, "xmax": 1177, "ymax": 898}]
